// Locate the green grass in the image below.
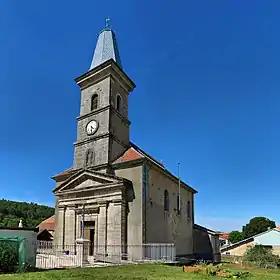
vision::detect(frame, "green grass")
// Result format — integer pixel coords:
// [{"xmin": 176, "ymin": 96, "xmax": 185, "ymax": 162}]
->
[{"xmin": 0, "ymin": 264, "xmax": 279, "ymax": 279}]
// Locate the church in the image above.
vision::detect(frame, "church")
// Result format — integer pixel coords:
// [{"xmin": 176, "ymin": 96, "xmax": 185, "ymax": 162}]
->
[{"xmin": 51, "ymin": 22, "xmax": 219, "ymax": 262}]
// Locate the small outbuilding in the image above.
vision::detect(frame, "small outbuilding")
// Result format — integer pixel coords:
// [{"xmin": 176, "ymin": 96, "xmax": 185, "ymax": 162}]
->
[
  {"xmin": 36, "ymin": 215, "xmax": 55, "ymax": 240},
  {"xmin": 193, "ymin": 224, "xmax": 221, "ymax": 262},
  {"xmin": 221, "ymin": 227, "xmax": 280, "ymax": 257},
  {"xmin": 0, "ymin": 226, "xmax": 38, "ymax": 269},
  {"xmin": 37, "ymin": 229, "xmax": 53, "ymax": 241}
]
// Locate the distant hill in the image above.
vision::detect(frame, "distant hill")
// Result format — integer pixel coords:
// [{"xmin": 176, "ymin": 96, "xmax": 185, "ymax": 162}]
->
[{"xmin": 0, "ymin": 199, "xmax": 55, "ymax": 228}]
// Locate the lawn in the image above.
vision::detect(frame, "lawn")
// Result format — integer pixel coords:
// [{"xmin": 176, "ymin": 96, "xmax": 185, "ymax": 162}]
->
[{"xmin": 0, "ymin": 264, "xmax": 279, "ymax": 280}]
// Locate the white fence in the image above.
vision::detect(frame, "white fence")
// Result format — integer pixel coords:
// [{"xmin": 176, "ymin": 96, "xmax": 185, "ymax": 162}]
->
[
  {"xmin": 143, "ymin": 243, "xmax": 176, "ymax": 262},
  {"xmin": 36, "ymin": 241, "xmax": 176, "ymax": 269}
]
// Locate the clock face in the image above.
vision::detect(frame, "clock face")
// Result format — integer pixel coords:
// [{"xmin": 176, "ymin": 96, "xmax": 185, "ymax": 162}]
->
[{"xmin": 86, "ymin": 120, "xmax": 99, "ymax": 135}]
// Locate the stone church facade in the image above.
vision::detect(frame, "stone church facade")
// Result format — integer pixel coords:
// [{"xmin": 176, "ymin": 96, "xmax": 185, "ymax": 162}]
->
[{"xmin": 52, "ymin": 23, "xmax": 198, "ymax": 259}]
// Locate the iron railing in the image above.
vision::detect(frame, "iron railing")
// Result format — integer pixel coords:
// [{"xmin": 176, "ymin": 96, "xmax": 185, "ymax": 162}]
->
[{"xmin": 36, "ymin": 241, "xmax": 176, "ymax": 269}]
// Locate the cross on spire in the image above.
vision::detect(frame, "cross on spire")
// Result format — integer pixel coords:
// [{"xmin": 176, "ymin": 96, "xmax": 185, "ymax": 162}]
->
[{"xmin": 105, "ymin": 18, "xmax": 110, "ymax": 28}]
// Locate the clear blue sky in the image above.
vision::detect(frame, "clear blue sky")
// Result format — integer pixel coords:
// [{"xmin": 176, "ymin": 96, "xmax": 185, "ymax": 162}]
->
[{"xmin": 1, "ymin": 0, "xmax": 279, "ymax": 232}]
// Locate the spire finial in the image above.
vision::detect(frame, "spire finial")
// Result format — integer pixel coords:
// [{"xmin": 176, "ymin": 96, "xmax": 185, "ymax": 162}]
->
[{"xmin": 105, "ymin": 18, "xmax": 110, "ymax": 28}]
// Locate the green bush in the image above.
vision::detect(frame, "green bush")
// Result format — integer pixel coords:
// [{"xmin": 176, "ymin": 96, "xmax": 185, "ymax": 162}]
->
[
  {"xmin": 0, "ymin": 241, "xmax": 19, "ymax": 273},
  {"xmin": 244, "ymin": 245, "xmax": 280, "ymax": 269}
]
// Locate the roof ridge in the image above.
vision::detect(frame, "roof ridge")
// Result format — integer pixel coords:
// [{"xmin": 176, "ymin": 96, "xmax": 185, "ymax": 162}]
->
[
  {"xmin": 130, "ymin": 142, "xmax": 164, "ymax": 167},
  {"xmin": 221, "ymin": 227, "xmax": 280, "ymax": 252}
]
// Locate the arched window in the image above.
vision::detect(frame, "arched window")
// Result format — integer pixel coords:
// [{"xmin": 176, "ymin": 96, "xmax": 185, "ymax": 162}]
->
[
  {"xmin": 187, "ymin": 201, "xmax": 191, "ymax": 219},
  {"xmin": 116, "ymin": 94, "xmax": 122, "ymax": 112},
  {"xmin": 91, "ymin": 94, "xmax": 98, "ymax": 111},
  {"xmin": 164, "ymin": 190, "xmax": 169, "ymax": 212}
]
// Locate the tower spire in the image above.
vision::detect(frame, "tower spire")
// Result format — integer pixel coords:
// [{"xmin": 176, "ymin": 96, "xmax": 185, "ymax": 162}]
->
[{"xmin": 89, "ymin": 19, "xmax": 122, "ymax": 70}]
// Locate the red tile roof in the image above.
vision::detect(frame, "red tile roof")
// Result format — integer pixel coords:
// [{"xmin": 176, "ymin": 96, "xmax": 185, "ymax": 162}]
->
[
  {"xmin": 54, "ymin": 168, "xmax": 73, "ymax": 177},
  {"xmin": 37, "ymin": 215, "xmax": 55, "ymax": 231},
  {"xmin": 53, "ymin": 143, "xmax": 164, "ymax": 178},
  {"xmin": 219, "ymin": 233, "xmax": 229, "ymax": 239},
  {"xmin": 113, "ymin": 147, "xmax": 144, "ymax": 164}
]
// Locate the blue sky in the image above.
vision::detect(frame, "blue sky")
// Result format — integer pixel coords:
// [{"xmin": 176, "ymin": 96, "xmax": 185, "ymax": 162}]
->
[{"xmin": 1, "ymin": 0, "xmax": 280, "ymax": 232}]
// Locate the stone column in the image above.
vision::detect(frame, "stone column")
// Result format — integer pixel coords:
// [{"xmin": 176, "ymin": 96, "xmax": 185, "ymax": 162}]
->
[
  {"xmin": 64, "ymin": 206, "xmax": 76, "ymax": 254},
  {"xmin": 76, "ymin": 239, "xmax": 90, "ymax": 266},
  {"xmin": 74, "ymin": 207, "xmax": 77, "ymax": 254},
  {"xmin": 55, "ymin": 206, "xmax": 66, "ymax": 255},
  {"xmin": 107, "ymin": 200, "xmax": 123, "ymax": 261},
  {"xmin": 97, "ymin": 202, "xmax": 108, "ymax": 257},
  {"xmin": 121, "ymin": 202, "xmax": 128, "ymax": 259},
  {"xmin": 76, "ymin": 212, "xmax": 81, "ymax": 240}
]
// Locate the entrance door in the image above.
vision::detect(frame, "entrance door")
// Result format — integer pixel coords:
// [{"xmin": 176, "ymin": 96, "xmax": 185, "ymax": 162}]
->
[
  {"xmin": 89, "ymin": 229, "xmax": 95, "ymax": 256},
  {"xmin": 84, "ymin": 221, "xmax": 95, "ymax": 256}
]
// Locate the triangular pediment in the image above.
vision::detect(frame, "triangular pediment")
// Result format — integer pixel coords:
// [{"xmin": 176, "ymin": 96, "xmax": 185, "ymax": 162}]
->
[
  {"xmin": 54, "ymin": 169, "xmax": 123, "ymax": 194},
  {"xmin": 73, "ymin": 178, "xmax": 101, "ymax": 189}
]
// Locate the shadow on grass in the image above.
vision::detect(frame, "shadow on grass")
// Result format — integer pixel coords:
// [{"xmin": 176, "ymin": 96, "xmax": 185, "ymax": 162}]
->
[
  {"xmin": 22, "ymin": 267, "xmax": 67, "ymax": 273},
  {"xmin": 164, "ymin": 258, "xmax": 214, "ymax": 267}
]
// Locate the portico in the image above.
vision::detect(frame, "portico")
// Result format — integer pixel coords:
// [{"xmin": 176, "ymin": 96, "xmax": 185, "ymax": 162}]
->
[{"xmin": 53, "ymin": 169, "xmax": 132, "ymax": 258}]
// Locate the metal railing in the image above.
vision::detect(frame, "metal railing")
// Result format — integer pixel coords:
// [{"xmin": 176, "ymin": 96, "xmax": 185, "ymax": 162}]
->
[{"xmin": 36, "ymin": 241, "xmax": 176, "ymax": 269}]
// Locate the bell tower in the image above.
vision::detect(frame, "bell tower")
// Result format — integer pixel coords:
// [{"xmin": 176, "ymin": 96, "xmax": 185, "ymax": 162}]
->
[{"xmin": 73, "ymin": 20, "xmax": 135, "ymax": 172}]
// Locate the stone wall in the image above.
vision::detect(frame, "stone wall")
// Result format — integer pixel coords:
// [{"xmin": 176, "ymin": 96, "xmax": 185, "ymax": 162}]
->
[
  {"xmin": 54, "ymin": 178, "xmax": 125, "ymax": 255},
  {"xmin": 55, "ymin": 207, "xmax": 65, "ymax": 248},
  {"xmin": 110, "ymin": 77, "xmax": 129, "ymax": 119},
  {"xmin": 79, "ymin": 78, "xmax": 110, "ymax": 116},
  {"xmin": 74, "ymin": 137, "xmax": 110, "ymax": 169},
  {"xmin": 145, "ymin": 165, "xmax": 194, "ymax": 256},
  {"xmin": 115, "ymin": 165, "xmax": 143, "ymax": 260},
  {"xmin": 223, "ymin": 241, "xmax": 254, "ymax": 256},
  {"xmin": 272, "ymin": 245, "xmax": 280, "ymax": 256},
  {"xmin": 193, "ymin": 227, "xmax": 220, "ymax": 262},
  {"xmin": 73, "ymin": 68, "xmax": 131, "ymax": 170},
  {"xmin": 64, "ymin": 207, "xmax": 76, "ymax": 246},
  {"xmin": 193, "ymin": 228, "xmax": 213, "ymax": 259}
]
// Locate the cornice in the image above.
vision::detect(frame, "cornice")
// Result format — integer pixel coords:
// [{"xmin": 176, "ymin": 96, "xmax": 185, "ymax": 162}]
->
[
  {"xmin": 76, "ymin": 105, "xmax": 110, "ymax": 121},
  {"xmin": 56, "ymin": 182, "xmax": 124, "ymax": 197},
  {"xmin": 73, "ymin": 132, "xmax": 128, "ymax": 150},
  {"xmin": 75, "ymin": 59, "xmax": 135, "ymax": 93},
  {"xmin": 73, "ymin": 133, "xmax": 110, "ymax": 146},
  {"xmin": 76, "ymin": 104, "xmax": 130, "ymax": 126}
]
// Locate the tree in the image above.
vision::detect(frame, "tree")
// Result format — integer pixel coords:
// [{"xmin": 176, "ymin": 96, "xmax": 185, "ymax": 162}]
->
[
  {"xmin": 228, "ymin": 231, "xmax": 244, "ymax": 244},
  {"xmin": 0, "ymin": 242, "xmax": 18, "ymax": 273},
  {"xmin": 243, "ymin": 217, "xmax": 276, "ymax": 239},
  {"xmin": 244, "ymin": 245, "xmax": 280, "ymax": 268},
  {"xmin": 0, "ymin": 199, "xmax": 54, "ymax": 228}
]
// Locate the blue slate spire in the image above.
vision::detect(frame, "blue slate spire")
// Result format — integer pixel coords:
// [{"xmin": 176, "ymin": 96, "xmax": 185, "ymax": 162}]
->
[{"xmin": 89, "ymin": 19, "xmax": 122, "ymax": 70}]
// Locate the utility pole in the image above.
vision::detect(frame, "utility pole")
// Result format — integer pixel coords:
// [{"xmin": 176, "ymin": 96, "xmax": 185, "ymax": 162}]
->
[{"xmin": 178, "ymin": 163, "xmax": 181, "ymax": 214}]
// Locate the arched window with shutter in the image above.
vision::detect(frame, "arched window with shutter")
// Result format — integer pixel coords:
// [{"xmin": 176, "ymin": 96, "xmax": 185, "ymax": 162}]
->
[
  {"xmin": 91, "ymin": 94, "xmax": 98, "ymax": 111},
  {"xmin": 164, "ymin": 190, "xmax": 169, "ymax": 212}
]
